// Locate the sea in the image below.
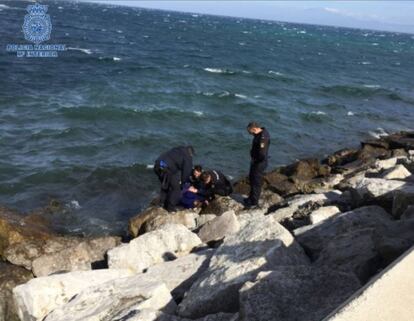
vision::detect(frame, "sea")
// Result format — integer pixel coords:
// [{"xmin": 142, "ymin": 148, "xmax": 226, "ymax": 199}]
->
[{"xmin": 1, "ymin": 0, "xmax": 414, "ymax": 235}]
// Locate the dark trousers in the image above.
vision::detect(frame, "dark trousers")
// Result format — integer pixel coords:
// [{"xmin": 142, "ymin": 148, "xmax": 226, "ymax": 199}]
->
[
  {"xmin": 215, "ymin": 180, "xmax": 233, "ymax": 196},
  {"xmin": 154, "ymin": 164, "xmax": 181, "ymax": 212},
  {"xmin": 248, "ymin": 160, "xmax": 267, "ymax": 205}
]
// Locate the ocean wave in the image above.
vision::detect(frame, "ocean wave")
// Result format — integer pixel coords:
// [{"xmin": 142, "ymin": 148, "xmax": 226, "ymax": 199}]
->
[
  {"xmin": 300, "ymin": 111, "xmax": 330, "ymax": 123},
  {"xmin": 368, "ymin": 128, "xmax": 389, "ymax": 139},
  {"xmin": 197, "ymin": 91, "xmax": 247, "ymax": 100},
  {"xmin": 67, "ymin": 47, "xmax": 93, "ymax": 55},
  {"xmin": 347, "ymin": 111, "xmax": 355, "ymax": 116}
]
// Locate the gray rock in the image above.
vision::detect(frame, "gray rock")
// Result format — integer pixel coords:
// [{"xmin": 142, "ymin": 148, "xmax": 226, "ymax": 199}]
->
[
  {"xmin": 13, "ymin": 269, "xmax": 133, "ymax": 321},
  {"xmin": 314, "ymin": 228, "xmax": 381, "ymax": 283},
  {"xmin": 108, "ymin": 223, "xmax": 202, "ymax": 273},
  {"xmin": 352, "ymin": 178, "xmax": 407, "ymax": 202},
  {"xmin": 177, "ymin": 214, "xmax": 309, "ymax": 319},
  {"xmin": 238, "ymin": 267, "xmax": 360, "ymax": 321},
  {"xmin": 309, "ymin": 206, "xmax": 341, "ymax": 224},
  {"xmin": 381, "ymin": 164, "xmax": 411, "ymax": 180},
  {"xmin": 200, "ymin": 196, "xmax": 244, "ymax": 215},
  {"xmin": 373, "ymin": 219, "xmax": 414, "ymax": 264},
  {"xmin": 198, "ymin": 211, "xmax": 240, "ymax": 243},
  {"xmin": 401, "ymin": 205, "xmax": 414, "ymax": 220},
  {"xmin": 392, "ymin": 188, "xmax": 414, "ymax": 219},
  {"xmin": 44, "ymin": 276, "xmax": 176, "ymax": 321},
  {"xmin": 294, "ymin": 206, "xmax": 392, "ymax": 259},
  {"xmin": 31, "ymin": 236, "xmax": 120, "ymax": 276},
  {"xmin": 144, "ymin": 250, "xmax": 214, "ymax": 301}
]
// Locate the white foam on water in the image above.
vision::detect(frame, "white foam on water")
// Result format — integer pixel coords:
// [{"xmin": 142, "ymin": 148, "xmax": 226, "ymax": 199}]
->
[
  {"xmin": 369, "ymin": 128, "xmax": 389, "ymax": 139},
  {"xmin": 58, "ymin": 6, "xmax": 63, "ymax": 10},
  {"xmin": 67, "ymin": 200, "xmax": 81, "ymax": 209},
  {"xmin": 192, "ymin": 14, "xmax": 199, "ymax": 17},
  {"xmin": 372, "ymin": 43, "xmax": 379, "ymax": 46},
  {"xmin": 0, "ymin": 4, "xmax": 10, "ymax": 9},
  {"xmin": 242, "ymin": 31, "xmax": 251, "ymax": 34},
  {"xmin": 68, "ymin": 47, "xmax": 92, "ymax": 55},
  {"xmin": 268, "ymin": 70, "xmax": 284, "ymax": 76},
  {"xmin": 361, "ymin": 61, "xmax": 372, "ymax": 65},
  {"xmin": 347, "ymin": 111, "xmax": 355, "ymax": 116},
  {"xmin": 311, "ymin": 111, "xmax": 327, "ymax": 115},
  {"xmin": 204, "ymin": 67, "xmax": 232, "ymax": 74},
  {"xmin": 239, "ymin": 42, "xmax": 246, "ymax": 46},
  {"xmin": 146, "ymin": 164, "xmax": 154, "ymax": 169},
  {"xmin": 218, "ymin": 91, "xmax": 230, "ymax": 97},
  {"xmin": 113, "ymin": 57, "xmax": 121, "ymax": 61},
  {"xmin": 235, "ymin": 93, "xmax": 247, "ymax": 99},
  {"xmin": 193, "ymin": 111, "xmax": 204, "ymax": 117},
  {"xmin": 363, "ymin": 84, "xmax": 380, "ymax": 89},
  {"xmin": 116, "ymin": 30, "xmax": 123, "ymax": 33}
]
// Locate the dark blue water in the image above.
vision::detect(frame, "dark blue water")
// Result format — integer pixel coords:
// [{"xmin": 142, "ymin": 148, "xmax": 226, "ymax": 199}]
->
[{"xmin": 1, "ymin": 1, "xmax": 414, "ymax": 235}]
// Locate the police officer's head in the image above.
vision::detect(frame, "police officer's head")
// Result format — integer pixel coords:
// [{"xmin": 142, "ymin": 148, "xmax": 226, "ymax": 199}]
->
[
  {"xmin": 247, "ymin": 122, "xmax": 263, "ymax": 135},
  {"xmin": 192, "ymin": 165, "xmax": 203, "ymax": 179},
  {"xmin": 201, "ymin": 172, "xmax": 212, "ymax": 185}
]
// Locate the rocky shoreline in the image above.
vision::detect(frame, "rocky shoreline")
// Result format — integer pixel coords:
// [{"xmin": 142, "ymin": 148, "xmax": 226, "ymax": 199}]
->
[{"xmin": 2, "ymin": 131, "xmax": 414, "ymax": 321}]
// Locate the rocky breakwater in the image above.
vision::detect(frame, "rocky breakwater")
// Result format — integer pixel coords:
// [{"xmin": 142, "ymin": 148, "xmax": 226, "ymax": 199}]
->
[{"xmin": 2, "ymin": 131, "xmax": 414, "ymax": 321}]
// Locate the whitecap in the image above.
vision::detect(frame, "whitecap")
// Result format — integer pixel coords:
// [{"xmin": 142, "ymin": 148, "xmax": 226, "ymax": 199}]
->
[
  {"xmin": 361, "ymin": 61, "xmax": 372, "ymax": 65},
  {"xmin": 242, "ymin": 70, "xmax": 251, "ymax": 74},
  {"xmin": 268, "ymin": 70, "xmax": 284, "ymax": 76},
  {"xmin": 143, "ymin": 35, "xmax": 150, "ymax": 38},
  {"xmin": 311, "ymin": 111, "xmax": 327, "ymax": 115},
  {"xmin": 192, "ymin": 14, "xmax": 199, "ymax": 17},
  {"xmin": 183, "ymin": 64, "xmax": 190, "ymax": 68},
  {"xmin": 146, "ymin": 164, "xmax": 154, "ymax": 169},
  {"xmin": 347, "ymin": 111, "xmax": 355, "ymax": 116},
  {"xmin": 235, "ymin": 93, "xmax": 247, "ymax": 99},
  {"xmin": 372, "ymin": 43, "xmax": 379, "ymax": 46},
  {"xmin": 67, "ymin": 47, "xmax": 92, "ymax": 55},
  {"xmin": 218, "ymin": 91, "xmax": 230, "ymax": 98},
  {"xmin": 203, "ymin": 67, "xmax": 233, "ymax": 74},
  {"xmin": 242, "ymin": 31, "xmax": 251, "ymax": 34},
  {"xmin": 193, "ymin": 111, "xmax": 204, "ymax": 117},
  {"xmin": 67, "ymin": 200, "xmax": 81, "ymax": 209},
  {"xmin": 113, "ymin": 57, "xmax": 121, "ymax": 61},
  {"xmin": 239, "ymin": 42, "xmax": 246, "ymax": 46},
  {"xmin": 0, "ymin": 4, "xmax": 10, "ymax": 9},
  {"xmin": 116, "ymin": 30, "xmax": 123, "ymax": 33},
  {"xmin": 298, "ymin": 30, "xmax": 307, "ymax": 34},
  {"xmin": 363, "ymin": 84, "xmax": 380, "ymax": 89},
  {"xmin": 58, "ymin": 6, "xmax": 63, "ymax": 10}
]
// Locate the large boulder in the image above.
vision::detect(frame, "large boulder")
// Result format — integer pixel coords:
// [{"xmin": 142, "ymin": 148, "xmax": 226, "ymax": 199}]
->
[
  {"xmin": 0, "ymin": 262, "xmax": 33, "ymax": 321},
  {"xmin": 0, "ymin": 207, "xmax": 53, "ymax": 257},
  {"xmin": 238, "ymin": 267, "xmax": 360, "ymax": 321},
  {"xmin": 177, "ymin": 214, "xmax": 309, "ymax": 319},
  {"xmin": 294, "ymin": 206, "xmax": 392, "ymax": 259},
  {"xmin": 323, "ymin": 148, "xmax": 359, "ymax": 167},
  {"xmin": 314, "ymin": 228, "xmax": 381, "ymax": 283},
  {"xmin": 381, "ymin": 164, "xmax": 411, "ymax": 180},
  {"xmin": 4, "ymin": 236, "xmax": 120, "ymax": 274},
  {"xmin": 309, "ymin": 206, "xmax": 341, "ymax": 224},
  {"xmin": 200, "ymin": 196, "xmax": 244, "ymax": 215},
  {"xmin": 31, "ymin": 236, "xmax": 120, "ymax": 276},
  {"xmin": 198, "ymin": 211, "xmax": 240, "ymax": 244},
  {"xmin": 392, "ymin": 188, "xmax": 414, "ymax": 219},
  {"xmin": 128, "ymin": 207, "xmax": 200, "ymax": 238},
  {"xmin": 13, "ymin": 269, "xmax": 133, "ymax": 321},
  {"xmin": 144, "ymin": 250, "xmax": 214, "ymax": 301},
  {"xmin": 373, "ymin": 219, "xmax": 414, "ymax": 264},
  {"xmin": 264, "ymin": 171, "xmax": 299, "ymax": 196},
  {"xmin": 44, "ymin": 277, "xmax": 176, "ymax": 321},
  {"xmin": 108, "ymin": 223, "xmax": 202, "ymax": 273}
]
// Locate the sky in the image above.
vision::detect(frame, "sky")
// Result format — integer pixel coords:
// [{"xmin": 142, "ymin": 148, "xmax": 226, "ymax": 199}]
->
[{"xmin": 87, "ymin": 1, "xmax": 414, "ymax": 34}]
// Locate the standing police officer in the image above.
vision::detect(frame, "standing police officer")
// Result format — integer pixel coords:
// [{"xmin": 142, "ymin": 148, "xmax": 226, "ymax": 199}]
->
[
  {"xmin": 244, "ymin": 122, "xmax": 270, "ymax": 208},
  {"xmin": 154, "ymin": 146, "xmax": 194, "ymax": 212}
]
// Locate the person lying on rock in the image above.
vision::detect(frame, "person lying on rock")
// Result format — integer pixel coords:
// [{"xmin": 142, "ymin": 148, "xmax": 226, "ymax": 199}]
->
[
  {"xmin": 180, "ymin": 181, "xmax": 208, "ymax": 209},
  {"xmin": 194, "ymin": 169, "xmax": 233, "ymax": 202},
  {"xmin": 153, "ymin": 146, "xmax": 194, "ymax": 212}
]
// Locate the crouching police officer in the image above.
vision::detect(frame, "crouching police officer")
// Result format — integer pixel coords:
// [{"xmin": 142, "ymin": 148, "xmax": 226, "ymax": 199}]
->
[
  {"xmin": 244, "ymin": 122, "xmax": 270, "ymax": 208},
  {"xmin": 154, "ymin": 146, "xmax": 194, "ymax": 212},
  {"xmin": 199, "ymin": 169, "xmax": 233, "ymax": 202}
]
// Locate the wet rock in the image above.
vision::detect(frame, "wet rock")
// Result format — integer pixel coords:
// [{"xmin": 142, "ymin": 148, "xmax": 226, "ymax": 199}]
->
[
  {"xmin": 198, "ymin": 211, "xmax": 240, "ymax": 244},
  {"xmin": 0, "ymin": 207, "xmax": 54, "ymax": 257},
  {"xmin": 294, "ymin": 206, "xmax": 392, "ymax": 259},
  {"xmin": 357, "ymin": 144, "xmax": 391, "ymax": 163},
  {"xmin": 108, "ymin": 224, "xmax": 202, "ymax": 273},
  {"xmin": 13, "ymin": 269, "xmax": 133, "ymax": 321},
  {"xmin": 323, "ymin": 148, "xmax": 359, "ymax": 167},
  {"xmin": 0, "ymin": 262, "xmax": 33, "ymax": 321},
  {"xmin": 264, "ymin": 171, "xmax": 298, "ymax": 196},
  {"xmin": 309, "ymin": 206, "xmax": 341, "ymax": 224},
  {"xmin": 238, "ymin": 267, "xmax": 360, "ymax": 321},
  {"xmin": 392, "ymin": 188, "xmax": 414, "ymax": 219},
  {"xmin": 177, "ymin": 214, "xmax": 309, "ymax": 319},
  {"xmin": 31, "ymin": 236, "xmax": 120, "ymax": 276},
  {"xmin": 280, "ymin": 158, "xmax": 326, "ymax": 181},
  {"xmin": 44, "ymin": 277, "xmax": 176, "ymax": 321}
]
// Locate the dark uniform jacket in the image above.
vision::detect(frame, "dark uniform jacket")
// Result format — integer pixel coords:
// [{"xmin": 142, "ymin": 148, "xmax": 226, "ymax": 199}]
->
[
  {"xmin": 155, "ymin": 146, "xmax": 193, "ymax": 184},
  {"xmin": 201, "ymin": 170, "xmax": 233, "ymax": 201},
  {"xmin": 250, "ymin": 127, "xmax": 270, "ymax": 163}
]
